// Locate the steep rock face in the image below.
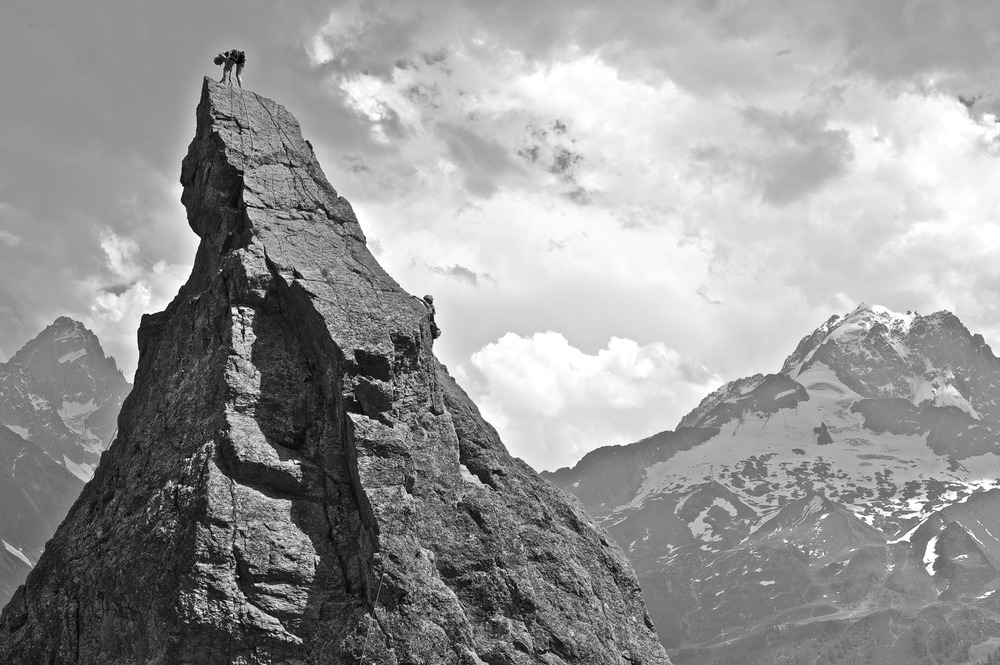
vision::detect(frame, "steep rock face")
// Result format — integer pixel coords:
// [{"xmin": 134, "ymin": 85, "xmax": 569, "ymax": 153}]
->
[
  {"xmin": 0, "ymin": 79, "xmax": 668, "ymax": 664},
  {"xmin": 0, "ymin": 317, "xmax": 131, "ymax": 480}
]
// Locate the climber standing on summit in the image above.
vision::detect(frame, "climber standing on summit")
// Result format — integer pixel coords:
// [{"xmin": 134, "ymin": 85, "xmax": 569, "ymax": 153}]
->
[{"xmin": 214, "ymin": 49, "xmax": 246, "ymax": 88}]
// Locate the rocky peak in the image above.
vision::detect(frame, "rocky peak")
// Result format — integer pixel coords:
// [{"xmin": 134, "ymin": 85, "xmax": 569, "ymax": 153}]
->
[
  {"xmin": 778, "ymin": 304, "xmax": 1000, "ymax": 420},
  {"xmin": 0, "ymin": 317, "xmax": 130, "ymax": 480},
  {"xmin": 685, "ymin": 304, "xmax": 999, "ymax": 432},
  {"xmin": 780, "ymin": 303, "xmax": 917, "ymax": 377},
  {"xmin": 9, "ymin": 317, "xmax": 111, "ymax": 372},
  {"xmin": 0, "ymin": 79, "xmax": 670, "ymax": 664}
]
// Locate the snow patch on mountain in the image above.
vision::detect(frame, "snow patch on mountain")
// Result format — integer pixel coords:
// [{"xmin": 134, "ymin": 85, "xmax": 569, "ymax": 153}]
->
[
  {"xmin": 63, "ymin": 456, "xmax": 95, "ymax": 482},
  {"xmin": 27, "ymin": 394, "xmax": 49, "ymax": 410},
  {"xmin": 2, "ymin": 541, "xmax": 32, "ymax": 568},
  {"xmin": 889, "ymin": 518, "xmax": 926, "ymax": 544},
  {"xmin": 5, "ymin": 425, "xmax": 28, "ymax": 439},
  {"xmin": 786, "ymin": 304, "xmax": 916, "ymax": 377},
  {"xmin": 632, "ymin": 361, "xmax": 1000, "ymax": 529},
  {"xmin": 912, "ymin": 373, "xmax": 980, "ymax": 418},
  {"xmin": 53, "ymin": 319, "xmax": 85, "ymax": 343},
  {"xmin": 58, "ymin": 399, "xmax": 96, "ymax": 420},
  {"xmin": 824, "ymin": 304, "xmax": 915, "ymax": 346},
  {"xmin": 924, "ymin": 534, "xmax": 940, "ymax": 576},
  {"xmin": 688, "ymin": 498, "xmax": 738, "ymax": 541},
  {"xmin": 57, "ymin": 349, "xmax": 87, "ymax": 364}
]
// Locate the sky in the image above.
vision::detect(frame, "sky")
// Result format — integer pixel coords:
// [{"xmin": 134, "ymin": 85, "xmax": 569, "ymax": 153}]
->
[{"xmin": 4, "ymin": 1, "xmax": 1000, "ymax": 472}]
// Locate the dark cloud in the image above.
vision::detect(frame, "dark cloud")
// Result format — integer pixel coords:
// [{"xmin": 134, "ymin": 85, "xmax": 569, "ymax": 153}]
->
[
  {"xmin": 696, "ymin": 286, "xmax": 722, "ymax": 305},
  {"xmin": 740, "ymin": 107, "xmax": 855, "ymax": 205},
  {"xmin": 430, "ymin": 264, "xmax": 492, "ymax": 286},
  {"xmin": 518, "ymin": 122, "xmax": 591, "ymax": 202},
  {"xmin": 314, "ymin": 0, "xmax": 1000, "ymax": 108},
  {"xmin": 691, "ymin": 108, "xmax": 853, "ymax": 205},
  {"xmin": 102, "ymin": 284, "xmax": 133, "ymax": 297},
  {"xmin": 438, "ymin": 123, "xmax": 524, "ymax": 197}
]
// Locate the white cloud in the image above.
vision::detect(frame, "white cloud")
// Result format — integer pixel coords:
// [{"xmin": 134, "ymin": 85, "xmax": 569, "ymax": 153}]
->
[
  {"xmin": 99, "ymin": 232, "xmax": 143, "ymax": 281},
  {"xmin": 466, "ymin": 332, "xmax": 720, "ymax": 471},
  {"xmin": 297, "ymin": 3, "xmax": 1000, "ymax": 472},
  {"xmin": 85, "ymin": 259, "xmax": 190, "ymax": 380}
]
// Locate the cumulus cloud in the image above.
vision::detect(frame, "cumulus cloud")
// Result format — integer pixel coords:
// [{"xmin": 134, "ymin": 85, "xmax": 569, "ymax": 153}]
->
[{"xmin": 466, "ymin": 332, "xmax": 720, "ymax": 470}]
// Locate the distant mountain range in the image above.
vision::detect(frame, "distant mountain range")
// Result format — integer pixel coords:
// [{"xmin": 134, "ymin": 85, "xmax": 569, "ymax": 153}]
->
[
  {"xmin": 545, "ymin": 304, "xmax": 1000, "ymax": 665},
  {"xmin": 0, "ymin": 317, "xmax": 129, "ymax": 605}
]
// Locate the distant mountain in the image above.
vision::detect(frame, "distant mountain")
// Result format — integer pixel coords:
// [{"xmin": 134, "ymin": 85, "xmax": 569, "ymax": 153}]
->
[
  {"xmin": 0, "ymin": 316, "xmax": 131, "ymax": 480},
  {"xmin": 545, "ymin": 304, "xmax": 1000, "ymax": 665},
  {"xmin": 0, "ymin": 425, "xmax": 81, "ymax": 603},
  {"xmin": 0, "ymin": 317, "xmax": 129, "ymax": 607}
]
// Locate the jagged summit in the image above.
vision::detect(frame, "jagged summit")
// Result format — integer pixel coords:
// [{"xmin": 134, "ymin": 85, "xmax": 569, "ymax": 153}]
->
[
  {"xmin": 0, "ymin": 78, "xmax": 669, "ymax": 664},
  {"xmin": 0, "ymin": 317, "xmax": 129, "ymax": 480},
  {"xmin": 680, "ymin": 304, "xmax": 996, "ymax": 432},
  {"xmin": 546, "ymin": 304, "xmax": 1000, "ymax": 660},
  {"xmin": 10, "ymin": 317, "xmax": 116, "ymax": 368}
]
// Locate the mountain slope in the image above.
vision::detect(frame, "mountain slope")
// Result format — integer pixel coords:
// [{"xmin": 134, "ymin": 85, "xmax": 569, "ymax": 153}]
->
[
  {"xmin": 0, "ymin": 319, "xmax": 128, "ymax": 608},
  {"xmin": 546, "ymin": 303, "xmax": 1000, "ymax": 664}
]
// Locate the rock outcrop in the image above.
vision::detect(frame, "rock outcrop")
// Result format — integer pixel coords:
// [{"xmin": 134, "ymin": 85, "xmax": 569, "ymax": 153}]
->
[{"xmin": 0, "ymin": 79, "xmax": 669, "ymax": 664}]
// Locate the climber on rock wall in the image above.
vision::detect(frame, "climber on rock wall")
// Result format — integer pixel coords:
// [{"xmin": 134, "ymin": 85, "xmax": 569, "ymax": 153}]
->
[{"xmin": 422, "ymin": 295, "xmax": 441, "ymax": 339}]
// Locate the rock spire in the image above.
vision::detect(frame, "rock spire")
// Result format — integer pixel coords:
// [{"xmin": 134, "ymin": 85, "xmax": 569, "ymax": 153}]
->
[{"xmin": 0, "ymin": 79, "xmax": 669, "ymax": 664}]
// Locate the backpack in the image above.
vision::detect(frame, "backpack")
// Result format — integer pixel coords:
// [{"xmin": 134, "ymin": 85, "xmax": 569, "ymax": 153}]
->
[{"xmin": 236, "ymin": 50, "xmax": 246, "ymax": 66}]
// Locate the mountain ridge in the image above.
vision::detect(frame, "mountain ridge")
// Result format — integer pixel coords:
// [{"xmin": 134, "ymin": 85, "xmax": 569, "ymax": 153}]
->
[
  {"xmin": 0, "ymin": 316, "xmax": 128, "ymax": 608},
  {"xmin": 545, "ymin": 303, "xmax": 1000, "ymax": 664}
]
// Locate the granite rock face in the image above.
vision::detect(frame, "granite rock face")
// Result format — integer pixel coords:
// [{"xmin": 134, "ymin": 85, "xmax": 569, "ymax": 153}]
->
[{"xmin": 0, "ymin": 78, "xmax": 669, "ymax": 665}]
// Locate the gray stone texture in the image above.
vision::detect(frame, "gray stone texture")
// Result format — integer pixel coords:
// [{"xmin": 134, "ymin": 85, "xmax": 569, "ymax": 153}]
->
[{"xmin": 0, "ymin": 79, "xmax": 669, "ymax": 665}]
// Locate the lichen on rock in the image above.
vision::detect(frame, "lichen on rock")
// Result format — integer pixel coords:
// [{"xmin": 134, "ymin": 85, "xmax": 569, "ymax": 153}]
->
[{"xmin": 0, "ymin": 78, "xmax": 670, "ymax": 665}]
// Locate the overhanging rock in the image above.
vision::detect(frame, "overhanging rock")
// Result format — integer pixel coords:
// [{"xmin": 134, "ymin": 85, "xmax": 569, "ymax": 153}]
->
[{"xmin": 0, "ymin": 78, "xmax": 671, "ymax": 665}]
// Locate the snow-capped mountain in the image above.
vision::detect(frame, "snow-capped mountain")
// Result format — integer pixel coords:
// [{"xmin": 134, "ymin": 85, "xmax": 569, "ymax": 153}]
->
[
  {"xmin": 545, "ymin": 304, "xmax": 1000, "ymax": 665},
  {"xmin": 0, "ymin": 316, "xmax": 131, "ymax": 481},
  {"xmin": 0, "ymin": 318, "xmax": 130, "ymax": 606}
]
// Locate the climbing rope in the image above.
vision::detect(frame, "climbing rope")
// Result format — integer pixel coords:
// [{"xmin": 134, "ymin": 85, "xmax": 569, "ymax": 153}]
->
[
  {"xmin": 238, "ymin": 88, "xmax": 256, "ymax": 167},
  {"xmin": 358, "ymin": 474, "xmax": 405, "ymax": 664},
  {"xmin": 227, "ymin": 83, "xmax": 255, "ymax": 174},
  {"xmin": 358, "ymin": 565, "xmax": 388, "ymax": 664}
]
